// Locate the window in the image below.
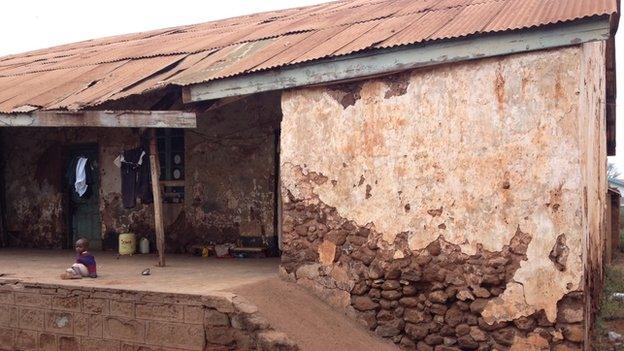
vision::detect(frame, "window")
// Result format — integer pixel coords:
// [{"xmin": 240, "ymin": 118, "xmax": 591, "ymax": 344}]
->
[
  {"xmin": 156, "ymin": 128, "xmax": 185, "ymax": 181},
  {"xmin": 156, "ymin": 129, "xmax": 185, "ymax": 203}
]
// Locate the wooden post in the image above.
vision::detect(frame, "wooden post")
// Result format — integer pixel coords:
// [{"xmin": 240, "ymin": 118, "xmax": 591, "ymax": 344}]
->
[{"xmin": 149, "ymin": 129, "xmax": 166, "ymax": 267}]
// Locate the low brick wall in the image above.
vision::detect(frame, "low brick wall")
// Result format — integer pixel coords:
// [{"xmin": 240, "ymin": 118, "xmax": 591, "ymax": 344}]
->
[{"xmin": 0, "ymin": 280, "xmax": 297, "ymax": 351}]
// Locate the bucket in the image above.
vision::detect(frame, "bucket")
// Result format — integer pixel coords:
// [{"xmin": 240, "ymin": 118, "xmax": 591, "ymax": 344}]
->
[{"xmin": 119, "ymin": 233, "xmax": 136, "ymax": 255}]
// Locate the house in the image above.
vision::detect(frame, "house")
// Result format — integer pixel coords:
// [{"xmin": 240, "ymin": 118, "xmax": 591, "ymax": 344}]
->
[
  {"xmin": 0, "ymin": 0, "xmax": 619, "ymax": 350},
  {"xmin": 609, "ymin": 177, "xmax": 624, "ymax": 202}
]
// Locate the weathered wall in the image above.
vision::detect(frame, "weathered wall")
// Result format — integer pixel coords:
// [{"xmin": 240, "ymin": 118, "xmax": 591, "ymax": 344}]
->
[
  {"xmin": 1, "ymin": 92, "xmax": 281, "ymax": 251},
  {"xmin": 280, "ymin": 46, "xmax": 593, "ymax": 349},
  {"xmin": 1, "ymin": 128, "xmax": 152, "ymax": 249},
  {"xmin": 578, "ymin": 41, "xmax": 608, "ymax": 351},
  {"xmin": 0, "ymin": 281, "xmax": 297, "ymax": 351},
  {"xmin": 170, "ymin": 92, "xmax": 281, "ymax": 251}
]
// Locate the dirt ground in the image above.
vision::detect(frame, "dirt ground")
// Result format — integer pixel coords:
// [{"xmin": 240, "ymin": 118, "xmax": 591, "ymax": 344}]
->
[
  {"xmin": 0, "ymin": 248, "xmax": 278, "ymax": 294},
  {"xmin": 234, "ymin": 277, "xmax": 399, "ymax": 351},
  {"xmin": 1, "ymin": 249, "xmax": 400, "ymax": 350}
]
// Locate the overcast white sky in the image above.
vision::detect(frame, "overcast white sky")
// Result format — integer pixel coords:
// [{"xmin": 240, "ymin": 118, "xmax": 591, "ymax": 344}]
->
[{"xmin": 2, "ymin": 0, "xmax": 624, "ymax": 171}]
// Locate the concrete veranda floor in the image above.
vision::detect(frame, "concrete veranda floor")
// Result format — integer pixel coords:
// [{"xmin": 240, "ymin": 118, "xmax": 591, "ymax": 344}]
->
[
  {"xmin": 0, "ymin": 248, "xmax": 279, "ymax": 294},
  {"xmin": 0, "ymin": 249, "xmax": 400, "ymax": 351}
]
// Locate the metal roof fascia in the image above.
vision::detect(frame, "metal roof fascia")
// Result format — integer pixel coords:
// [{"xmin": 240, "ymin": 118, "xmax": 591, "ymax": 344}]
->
[{"xmin": 182, "ymin": 17, "xmax": 612, "ymax": 103}]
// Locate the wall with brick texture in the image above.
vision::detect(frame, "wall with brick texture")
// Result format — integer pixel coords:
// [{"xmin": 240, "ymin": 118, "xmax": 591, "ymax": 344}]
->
[{"xmin": 0, "ymin": 281, "xmax": 296, "ymax": 351}]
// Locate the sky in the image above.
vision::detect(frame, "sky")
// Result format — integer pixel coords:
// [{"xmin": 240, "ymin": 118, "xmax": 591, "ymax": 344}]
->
[
  {"xmin": 1, "ymin": 0, "xmax": 624, "ymax": 172},
  {"xmin": 0, "ymin": 1, "xmax": 333, "ymax": 55}
]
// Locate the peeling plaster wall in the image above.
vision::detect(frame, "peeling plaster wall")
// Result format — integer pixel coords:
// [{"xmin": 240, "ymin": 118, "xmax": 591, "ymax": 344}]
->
[
  {"xmin": 1, "ymin": 128, "xmax": 153, "ymax": 248},
  {"xmin": 578, "ymin": 41, "xmax": 608, "ymax": 350},
  {"xmin": 172, "ymin": 92, "xmax": 281, "ymax": 250},
  {"xmin": 280, "ymin": 46, "xmax": 597, "ymax": 349},
  {"xmin": 1, "ymin": 93, "xmax": 281, "ymax": 252}
]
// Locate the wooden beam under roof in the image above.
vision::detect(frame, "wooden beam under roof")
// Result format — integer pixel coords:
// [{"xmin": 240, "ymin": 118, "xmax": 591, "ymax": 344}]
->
[
  {"xmin": 0, "ymin": 110, "xmax": 197, "ymax": 128},
  {"xmin": 182, "ymin": 18, "xmax": 612, "ymax": 103}
]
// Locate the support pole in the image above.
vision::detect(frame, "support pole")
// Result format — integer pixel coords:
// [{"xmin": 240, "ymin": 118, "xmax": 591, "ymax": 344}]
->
[
  {"xmin": 149, "ymin": 130, "xmax": 166, "ymax": 267},
  {"xmin": 0, "ymin": 130, "xmax": 6, "ymax": 248}
]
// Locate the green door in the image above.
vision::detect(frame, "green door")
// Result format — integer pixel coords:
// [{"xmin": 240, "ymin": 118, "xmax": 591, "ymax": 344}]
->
[{"xmin": 69, "ymin": 145, "xmax": 102, "ymax": 250}]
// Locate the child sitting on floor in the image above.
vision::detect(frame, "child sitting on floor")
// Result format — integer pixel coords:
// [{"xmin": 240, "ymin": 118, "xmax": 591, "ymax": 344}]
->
[{"xmin": 61, "ymin": 238, "xmax": 97, "ymax": 279}]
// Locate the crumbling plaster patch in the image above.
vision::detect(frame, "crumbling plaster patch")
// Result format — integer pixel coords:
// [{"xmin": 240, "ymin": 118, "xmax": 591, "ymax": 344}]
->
[
  {"xmin": 2, "ymin": 127, "xmax": 154, "ymax": 247},
  {"xmin": 180, "ymin": 92, "xmax": 281, "ymax": 247},
  {"xmin": 281, "ymin": 47, "xmax": 585, "ymax": 323}
]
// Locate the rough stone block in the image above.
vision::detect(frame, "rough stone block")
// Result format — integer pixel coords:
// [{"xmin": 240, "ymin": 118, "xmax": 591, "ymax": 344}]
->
[
  {"xmin": 557, "ymin": 303, "xmax": 583, "ymax": 324},
  {"xmin": 562, "ymin": 324, "xmax": 584, "ymax": 343},
  {"xmin": 59, "ymin": 336, "xmax": 80, "ymax": 351},
  {"xmin": 52, "ymin": 295, "xmax": 82, "ymax": 312},
  {"xmin": 14, "ymin": 293, "xmax": 51, "ymax": 308},
  {"xmin": 136, "ymin": 303, "xmax": 184, "ymax": 321},
  {"xmin": 552, "ymin": 342, "xmax": 583, "ymax": 351},
  {"xmin": 89, "ymin": 314, "xmax": 104, "ymax": 338},
  {"xmin": 74, "ymin": 313, "xmax": 88, "ymax": 336},
  {"xmin": 0, "ymin": 327, "xmax": 14, "ymax": 350},
  {"xmin": 103, "ymin": 317, "xmax": 146, "ymax": 343},
  {"xmin": 0, "ymin": 292, "xmax": 13, "ymax": 305},
  {"xmin": 91, "ymin": 290, "xmax": 120, "ymax": 300},
  {"xmin": 15, "ymin": 329, "xmax": 37, "ymax": 350},
  {"xmin": 83, "ymin": 298, "xmax": 110, "ymax": 315},
  {"xmin": 120, "ymin": 343, "xmax": 191, "ymax": 351},
  {"xmin": 231, "ymin": 313, "xmax": 270, "ymax": 332},
  {"xmin": 80, "ymin": 337, "xmax": 121, "ymax": 351},
  {"xmin": 45, "ymin": 311, "xmax": 73, "ymax": 334},
  {"xmin": 257, "ymin": 330, "xmax": 298, "ymax": 351},
  {"xmin": 0, "ymin": 305, "xmax": 17, "ymax": 327},
  {"xmin": 110, "ymin": 300, "xmax": 135, "ymax": 318},
  {"xmin": 38, "ymin": 332, "xmax": 57, "ymax": 351},
  {"xmin": 204, "ymin": 309, "xmax": 230, "ymax": 326},
  {"xmin": 205, "ymin": 326, "xmax": 252, "ymax": 349},
  {"xmin": 18, "ymin": 308, "xmax": 45, "ymax": 331},
  {"xmin": 184, "ymin": 305, "xmax": 204, "ymax": 324},
  {"xmin": 201, "ymin": 294, "xmax": 236, "ymax": 314},
  {"xmin": 232, "ymin": 297, "xmax": 259, "ymax": 315},
  {"xmin": 146, "ymin": 321, "xmax": 204, "ymax": 350}
]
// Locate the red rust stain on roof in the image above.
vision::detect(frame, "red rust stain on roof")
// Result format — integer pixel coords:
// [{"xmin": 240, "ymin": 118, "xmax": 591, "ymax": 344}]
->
[{"xmin": 0, "ymin": 0, "xmax": 617, "ymax": 113}]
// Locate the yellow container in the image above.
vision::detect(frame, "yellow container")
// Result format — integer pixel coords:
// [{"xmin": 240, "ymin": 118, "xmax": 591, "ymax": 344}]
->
[{"xmin": 119, "ymin": 233, "xmax": 136, "ymax": 255}]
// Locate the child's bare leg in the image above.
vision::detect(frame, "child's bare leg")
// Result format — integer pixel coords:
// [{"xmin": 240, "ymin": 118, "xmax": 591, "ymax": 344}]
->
[
  {"xmin": 60, "ymin": 264, "xmax": 87, "ymax": 280},
  {"xmin": 60, "ymin": 269, "xmax": 81, "ymax": 279}
]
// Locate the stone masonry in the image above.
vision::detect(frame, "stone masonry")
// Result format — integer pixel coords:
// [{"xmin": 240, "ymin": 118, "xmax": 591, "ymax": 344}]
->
[
  {"xmin": 0, "ymin": 281, "xmax": 297, "ymax": 351},
  {"xmin": 279, "ymin": 44, "xmax": 603, "ymax": 350},
  {"xmin": 280, "ymin": 188, "xmax": 584, "ymax": 350}
]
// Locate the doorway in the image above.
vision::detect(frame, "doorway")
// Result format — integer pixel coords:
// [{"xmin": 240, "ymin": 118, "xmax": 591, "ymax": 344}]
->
[{"xmin": 68, "ymin": 144, "xmax": 101, "ymax": 250}]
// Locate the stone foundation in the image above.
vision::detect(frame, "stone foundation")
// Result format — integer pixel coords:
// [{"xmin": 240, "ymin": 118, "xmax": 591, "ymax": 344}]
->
[
  {"xmin": 280, "ymin": 191, "xmax": 584, "ymax": 350},
  {"xmin": 0, "ymin": 281, "xmax": 296, "ymax": 351}
]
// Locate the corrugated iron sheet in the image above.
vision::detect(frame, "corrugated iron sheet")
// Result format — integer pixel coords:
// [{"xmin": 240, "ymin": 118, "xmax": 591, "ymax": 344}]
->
[{"xmin": 0, "ymin": 0, "xmax": 617, "ymax": 113}]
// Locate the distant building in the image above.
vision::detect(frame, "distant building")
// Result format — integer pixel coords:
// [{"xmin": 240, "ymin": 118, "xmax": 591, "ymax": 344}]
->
[{"xmin": 609, "ymin": 178, "xmax": 624, "ymax": 206}]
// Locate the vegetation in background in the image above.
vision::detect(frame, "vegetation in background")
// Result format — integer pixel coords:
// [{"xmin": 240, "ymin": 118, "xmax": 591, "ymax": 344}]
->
[
  {"xmin": 594, "ymin": 265, "xmax": 624, "ymax": 350},
  {"xmin": 609, "ymin": 163, "xmax": 622, "ymax": 181},
  {"xmin": 598, "ymin": 266, "xmax": 624, "ymax": 321}
]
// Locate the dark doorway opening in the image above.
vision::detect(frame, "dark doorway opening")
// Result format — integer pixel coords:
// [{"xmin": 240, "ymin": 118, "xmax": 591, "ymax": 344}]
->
[{"xmin": 67, "ymin": 144, "xmax": 102, "ymax": 250}]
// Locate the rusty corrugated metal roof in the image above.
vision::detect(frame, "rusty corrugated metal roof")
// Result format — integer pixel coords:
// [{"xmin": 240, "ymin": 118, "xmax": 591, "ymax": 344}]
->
[{"xmin": 0, "ymin": 0, "xmax": 617, "ymax": 113}]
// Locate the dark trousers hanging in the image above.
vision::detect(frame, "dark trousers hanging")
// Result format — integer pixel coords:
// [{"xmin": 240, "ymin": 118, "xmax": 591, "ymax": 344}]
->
[{"xmin": 121, "ymin": 147, "xmax": 153, "ymax": 209}]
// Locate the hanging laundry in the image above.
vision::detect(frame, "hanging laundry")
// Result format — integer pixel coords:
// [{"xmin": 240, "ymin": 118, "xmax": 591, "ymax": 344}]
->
[
  {"xmin": 66, "ymin": 155, "xmax": 94, "ymax": 200},
  {"xmin": 75, "ymin": 157, "xmax": 89, "ymax": 197},
  {"xmin": 120, "ymin": 147, "xmax": 152, "ymax": 209}
]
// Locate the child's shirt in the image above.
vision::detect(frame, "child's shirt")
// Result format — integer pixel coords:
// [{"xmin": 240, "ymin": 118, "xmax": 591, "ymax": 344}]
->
[{"xmin": 76, "ymin": 251, "xmax": 97, "ymax": 278}]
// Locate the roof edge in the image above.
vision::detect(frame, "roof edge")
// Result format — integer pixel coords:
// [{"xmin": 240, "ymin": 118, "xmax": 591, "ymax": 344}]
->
[
  {"xmin": 181, "ymin": 16, "xmax": 613, "ymax": 103},
  {"xmin": 0, "ymin": 110, "xmax": 197, "ymax": 128}
]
